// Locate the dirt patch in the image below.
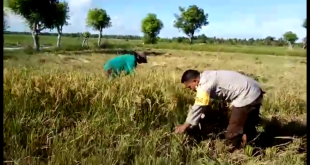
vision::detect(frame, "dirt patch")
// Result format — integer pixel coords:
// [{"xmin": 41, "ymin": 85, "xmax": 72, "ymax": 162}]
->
[
  {"xmin": 58, "ymin": 54, "xmax": 76, "ymax": 61},
  {"xmin": 163, "ymin": 53, "xmax": 172, "ymax": 56},
  {"xmin": 58, "ymin": 55, "xmax": 90, "ymax": 63},
  {"xmin": 79, "ymin": 59, "xmax": 90, "ymax": 63},
  {"xmin": 39, "ymin": 58, "xmax": 47, "ymax": 64},
  {"xmin": 3, "ymin": 55, "xmax": 19, "ymax": 61},
  {"xmin": 151, "ymin": 62, "xmax": 167, "ymax": 67},
  {"xmin": 299, "ymin": 60, "xmax": 307, "ymax": 65},
  {"xmin": 238, "ymin": 70, "xmax": 268, "ymax": 83}
]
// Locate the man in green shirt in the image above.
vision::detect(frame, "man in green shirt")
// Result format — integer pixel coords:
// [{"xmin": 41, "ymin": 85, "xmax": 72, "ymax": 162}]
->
[{"xmin": 104, "ymin": 51, "xmax": 147, "ymax": 78}]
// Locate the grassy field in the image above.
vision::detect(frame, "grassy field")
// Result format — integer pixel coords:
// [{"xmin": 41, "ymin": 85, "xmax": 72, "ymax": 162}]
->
[
  {"xmin": 4, "ymin": 34, "xmax": 307, "ymax": 57},
  {"xmin": 3, "ymin": 49, "xmax": 307, "ymax": 164}
]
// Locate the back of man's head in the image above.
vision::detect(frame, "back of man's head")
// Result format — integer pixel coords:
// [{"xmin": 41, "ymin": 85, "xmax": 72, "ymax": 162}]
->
[
  {"xmin": 134, "ymin": 51, "xmax": 147, "ymax": 63},
  {"xmin": 181, "ymin": 69, "xmax": 200, "ymax": 83}
]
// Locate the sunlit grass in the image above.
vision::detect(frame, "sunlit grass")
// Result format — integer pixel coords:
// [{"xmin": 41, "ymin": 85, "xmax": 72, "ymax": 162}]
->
[{"xmin": 3, "ymin": 50, "xmax": 307, "ymax": 164}]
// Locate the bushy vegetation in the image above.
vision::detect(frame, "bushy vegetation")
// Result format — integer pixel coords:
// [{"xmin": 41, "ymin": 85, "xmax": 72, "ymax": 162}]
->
[{"xmin": 3, "ymin": 31, "xmax": 306, "ymax": 48}]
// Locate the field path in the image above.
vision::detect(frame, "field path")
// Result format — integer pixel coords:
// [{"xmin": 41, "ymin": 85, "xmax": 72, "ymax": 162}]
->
[{"xmin": 3, "ymin": 46, "xmax": 52, "ymax": 50}]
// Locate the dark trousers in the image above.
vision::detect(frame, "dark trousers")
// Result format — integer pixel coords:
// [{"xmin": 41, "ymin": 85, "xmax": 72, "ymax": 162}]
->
[{"xmin": 225, "ymin": 93, "xmax": 264, "ymax": 148}]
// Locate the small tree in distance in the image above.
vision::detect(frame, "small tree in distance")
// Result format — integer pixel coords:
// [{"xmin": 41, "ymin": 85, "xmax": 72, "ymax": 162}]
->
[
  {"xmin": 54, "ymin": 1, "xmax": 70, "ymax": 48},
  {"xmin": 86, "ymin": 8, "xmax": 111, "ymax": 47},
  {"xmin": 141, "ymin": 13, "xmax": 164, "ymax": 44},
  {"xmin": 82, "ymin": 31, "xmax": 91, "ymax": 47},
  {"xmin": 265, "ymin": 36, "xmax": 275, "ymax": 45},
  {"xmin": 198, "ymin": 34, "xmax": 207, "ymax": 43},
  {"xmin": 283, "ymin": 31, "xmax": 298, "ymax": 49},
  {"xmin": 174, "ymin": 5, "xmax": 209, "ymax": 44}
]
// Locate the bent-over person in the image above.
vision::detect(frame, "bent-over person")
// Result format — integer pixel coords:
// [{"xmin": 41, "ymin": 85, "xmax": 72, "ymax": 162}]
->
[
  {"xmin": 104, "ymin": 51, "xmax": 147, "ymax": 78},
  {"xmin": 175, "ymin": 69, "xmax": 265, "ymax": 148}
]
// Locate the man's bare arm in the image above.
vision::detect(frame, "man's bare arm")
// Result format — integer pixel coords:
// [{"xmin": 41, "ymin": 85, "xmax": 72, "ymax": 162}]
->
[{"xmin": 175, "ymin": 88, "xmax": 212, "ymax": 133}]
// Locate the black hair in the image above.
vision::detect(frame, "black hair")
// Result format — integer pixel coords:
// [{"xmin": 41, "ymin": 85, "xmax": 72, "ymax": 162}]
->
[
  {"xmin": 181, "ymin": 69, "xmax": 200, "ymax": 83},
  {"xmin": 134, "ymin": 53, "xmax": 147, "ymax": 63}
]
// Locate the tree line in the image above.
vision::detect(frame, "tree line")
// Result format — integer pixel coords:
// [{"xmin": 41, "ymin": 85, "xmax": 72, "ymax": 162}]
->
[
  {"xmin": 3, "ymin": 0, "xmax": 307, "ymax": 51},
  {"xmin": 4, "ymin": 31, "xmax": 306, "ymax": 47}
]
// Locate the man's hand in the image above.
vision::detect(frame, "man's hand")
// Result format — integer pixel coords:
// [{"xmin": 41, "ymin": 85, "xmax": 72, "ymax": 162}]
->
[{"xmin": 175, "ymin": 123, "xmax": 191, "ymax": 134}]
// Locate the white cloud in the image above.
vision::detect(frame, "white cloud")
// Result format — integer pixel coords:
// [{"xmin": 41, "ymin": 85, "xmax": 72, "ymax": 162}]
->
[
  {"xmin": 5, "ymin": 8, "xmax": 29, "ymax": 32},
  {"xmin": 63, "ymin": 0, "xmax": 93, "ymax": 33},
  {"xmin": 68, "ymin": 0, "xmax": 91, "ymax": 9},
  {"xmin": 198, "ymin": 3, "xmax": 306, "ymax": 41},
  {"xmin": 199, "ymin": 17, "xmax": 306, "ymax": 41},
  {"xmin": 88, "ymin": 15, "xmax": 142, "ymax": 35}
]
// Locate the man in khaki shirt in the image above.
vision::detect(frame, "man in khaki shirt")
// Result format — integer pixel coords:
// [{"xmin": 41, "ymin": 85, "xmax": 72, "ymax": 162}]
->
[{"xmin": 175, "ymin": 69, "xmax": 265, "ymax": 148}]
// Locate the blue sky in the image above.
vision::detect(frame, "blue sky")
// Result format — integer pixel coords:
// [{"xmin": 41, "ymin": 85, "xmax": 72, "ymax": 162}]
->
[{"xmin": 6, "ymin": 0, "xmax": 306, "ymax": 40}]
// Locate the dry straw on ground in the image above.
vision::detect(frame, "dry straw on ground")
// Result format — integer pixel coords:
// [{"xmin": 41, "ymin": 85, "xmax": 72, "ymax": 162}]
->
[{"xmin": 3, "ymin": 50, "xmax": 307, "ymax": 164}]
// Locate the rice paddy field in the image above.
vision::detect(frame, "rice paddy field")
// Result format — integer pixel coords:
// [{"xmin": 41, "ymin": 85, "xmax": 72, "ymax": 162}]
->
[{"xmin": 3, "ymin": 48, "xmax": 307, "ymax": 164}]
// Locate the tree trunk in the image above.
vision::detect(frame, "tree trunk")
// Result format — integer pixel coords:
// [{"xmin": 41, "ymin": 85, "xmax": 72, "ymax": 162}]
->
[
  {"xmin": 82, "ymin": 38, "xmax": 89, "ymax": 47},
  {"xmin": 303, "ymin": 37, "xmax": 307, "ymax": 49},
  {"xmin": 287, "ymin": 41, "xmax": 293, "ymax": 50},
  {"xmin": 57, "ymin": 33, "xmax": 62, "ymax": 48},
  {"xmin": 97, "ymin": 30, "xmax": 102, "ymax": 47},
  {"xmin": 188, "ymin": 35, "xmax": 193, "ymax": 44},
  {"xmin": 31, "ymin": 31, "xmax": 40, "ymax": 51},
  {"xmin": 56, "ymin": 27, "xmax": 62, "ymax": 48},
  {"xmin": 82, "ymin": 38, "xmax": 87, "ymax": 47}
]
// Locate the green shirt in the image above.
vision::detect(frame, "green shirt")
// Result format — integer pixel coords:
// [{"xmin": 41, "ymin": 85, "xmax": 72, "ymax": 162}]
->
[{"xmin": 104, "ymin": 54, "xmax": 137, "ymax": 77}]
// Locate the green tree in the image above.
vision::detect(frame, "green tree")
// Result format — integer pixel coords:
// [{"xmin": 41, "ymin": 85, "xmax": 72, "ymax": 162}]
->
[
  {"xmin": 283, "ymin": 31, "xmax": 298, "ymax": 49},
  {"xmin": 265, "ymin": 36, "xmax": 275, "ymax": 45},
  {"xmin": 86, "ymin": 8, "xmax": 111, "ymax": 47},
  {"xmin": 174, "ymin": 5, "xmax": 209, "ymax": 44},
  {"xmin": 54, "ymin": 2, "xmax": 70, "ymax": 47},
  {"xmin": 82, "ymin": 31, "xmax": 91, "ymax": 47},
  {"xmin": 141, "ymin": 13, "xmax": 164, "ymax": 44},
  {"xmin": 199, "ymin": 34, "xmax": 207, "ymax": 43},
  {"xmin": 7, "ymin": 0, "xmax": 59, "ymax": 51}
]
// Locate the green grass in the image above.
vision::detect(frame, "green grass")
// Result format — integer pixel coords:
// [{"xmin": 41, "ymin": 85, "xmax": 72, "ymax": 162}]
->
[
  {"xmin": 4, "ymin": 34, "xmax": 307, "ymax": 57},
  {"xmin": 3, "ymin": 50, "xmax": 307, "ymax": 164}
]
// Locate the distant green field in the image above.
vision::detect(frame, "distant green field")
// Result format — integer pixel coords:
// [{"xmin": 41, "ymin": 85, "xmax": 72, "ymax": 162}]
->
[{"xmin": 4, "ymin": 34, "xmax": 307, "ymax": 57}]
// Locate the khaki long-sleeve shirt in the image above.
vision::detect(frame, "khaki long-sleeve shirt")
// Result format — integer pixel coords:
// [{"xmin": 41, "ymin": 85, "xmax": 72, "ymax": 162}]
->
[{"xmin": 185, "ymin": 70, "xmax": 262, "ymax": 126}]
